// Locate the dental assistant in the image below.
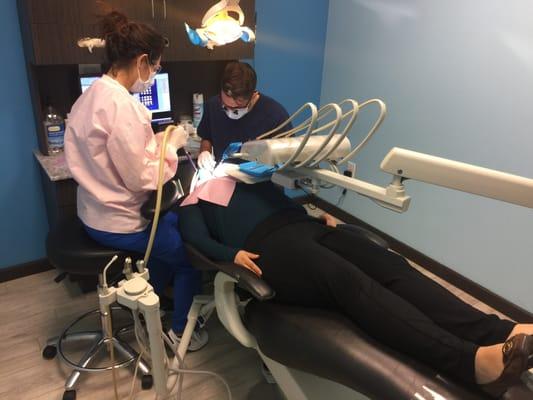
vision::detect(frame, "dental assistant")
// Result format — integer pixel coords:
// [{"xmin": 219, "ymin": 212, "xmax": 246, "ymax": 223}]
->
[
  {"xmin": 197, "ymin": 61, "xmax": 292, "ymax": 169},
  {"xmin": 64, "ymin": 11, "xmax": 207, "ymax": 351}
]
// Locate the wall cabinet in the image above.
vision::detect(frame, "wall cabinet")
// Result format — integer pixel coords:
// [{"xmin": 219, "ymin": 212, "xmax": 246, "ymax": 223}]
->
[{"xmin": 18, "ymin": 0, "xmax": 255, "ymax": 65}]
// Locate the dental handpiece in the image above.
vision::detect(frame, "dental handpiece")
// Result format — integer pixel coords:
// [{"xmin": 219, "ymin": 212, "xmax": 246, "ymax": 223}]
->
[
  {"xmin": 178, "ymin": 146, "xmax": 198, "ymax": 172},
  {"xmin": 185, "ymin": 150, "xmax": 198, "ymax": 171}
]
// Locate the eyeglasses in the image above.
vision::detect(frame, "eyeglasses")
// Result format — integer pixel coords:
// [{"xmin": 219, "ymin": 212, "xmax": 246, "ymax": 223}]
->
[{"xmin": 220, "ymin": 91, "xmax": 254, "ymax": 109}]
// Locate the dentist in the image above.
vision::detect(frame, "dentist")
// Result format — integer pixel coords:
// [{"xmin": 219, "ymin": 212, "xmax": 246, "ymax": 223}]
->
[{"xmin": 197, "ymin": 61, "xmax": 292, "ymax": 169}]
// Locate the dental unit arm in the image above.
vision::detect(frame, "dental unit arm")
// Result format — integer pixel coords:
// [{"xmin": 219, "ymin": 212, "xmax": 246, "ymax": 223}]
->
[
  {"xmin": 233, "ymin": 99, "xmax": 533, "ymax": 212},
  {"xmin": 379, "ymin": 147, "xmax": 533, "ymax": 210}
]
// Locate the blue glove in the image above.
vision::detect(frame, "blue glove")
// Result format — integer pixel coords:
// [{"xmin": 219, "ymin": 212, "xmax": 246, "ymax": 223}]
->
[
  {"xmin": 239, "ymin": 161, "xmax": 279, "ymax": 178},
  {"xmin": 221, "ymin": 142, "xmax": 243, "ymax": 162}
]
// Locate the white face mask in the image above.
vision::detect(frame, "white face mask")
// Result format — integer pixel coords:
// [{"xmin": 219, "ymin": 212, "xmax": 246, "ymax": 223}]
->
[
  {"xmin": 224, "ymin": 106, "xmax": 249, "ymax": 120},
  {"xmin": 130, "ymin": 59, "xmax": 157, "ymax": 93}
]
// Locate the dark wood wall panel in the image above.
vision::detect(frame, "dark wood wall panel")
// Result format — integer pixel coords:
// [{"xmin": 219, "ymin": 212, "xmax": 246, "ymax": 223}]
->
[
  {"xmin": 17, "ymin": 0, "xmax": 255, "ymax": 154},
  {"xmin": 22, "ymin": 0, "xmax": 255, "ymax": 65},
  {"xmin": 162, "ymin": 60, "xmax": 227, "ymax": 118},
  {"xmin": 28, "ymin": 0, "xmax": 80, "ymax": 24},
  {"xmin": 35, "ymin": 65, "xmax": 80, "ymax": 119}
]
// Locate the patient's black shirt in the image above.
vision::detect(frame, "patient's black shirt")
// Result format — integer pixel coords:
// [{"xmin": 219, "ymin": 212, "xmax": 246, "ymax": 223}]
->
[{"xmin": 178, "ymin": 182, "xmax": 305, "ymax": 262}]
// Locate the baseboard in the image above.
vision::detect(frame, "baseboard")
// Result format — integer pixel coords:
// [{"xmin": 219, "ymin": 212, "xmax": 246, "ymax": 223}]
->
[
  {"xmin": 296, "ymin": 195, "xmax": 533, "ymax": 323},
  {"xmin": 0, "ymin": 258, "xmax": 52, "ymax": 283}
]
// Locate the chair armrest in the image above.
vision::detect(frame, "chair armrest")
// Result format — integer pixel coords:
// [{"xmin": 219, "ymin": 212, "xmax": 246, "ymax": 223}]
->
[
  {"xmin": 337, "ymin": 224, "xmax": 390, "ymax": 249},
  {"xmin": 141, "ymin": 179, "xmax": 184, "ymax": 220},
  {"xmin": 217, "ymin": 262, "xmax": 275, "ymax": 301},
  {"xmin": 184, "ymin": 244, "xmax": 275, "ymax": 301}
]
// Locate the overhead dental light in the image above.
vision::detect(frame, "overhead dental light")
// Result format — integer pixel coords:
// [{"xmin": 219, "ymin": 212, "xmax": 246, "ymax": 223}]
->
[{"xmin": 185, "ymin": 0, "xmax": 256, "ymax": 50}]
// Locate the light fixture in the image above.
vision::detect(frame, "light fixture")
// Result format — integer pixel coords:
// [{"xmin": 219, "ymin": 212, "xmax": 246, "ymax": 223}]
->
[
  {"xmin": 185, "ymin": 0, "xmax": 255, "ymax": 50},
  {"xmin": 77, "ymin": 37, "xmax": 105, "ymax": 53}
]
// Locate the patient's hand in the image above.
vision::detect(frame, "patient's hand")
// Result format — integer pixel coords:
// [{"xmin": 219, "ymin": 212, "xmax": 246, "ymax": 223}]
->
[
  {"xmin": 319, "ymin": 213, "xmax": 338, "ymax": 227},
  {"xmin": 234, "ymin": 250, "xmax": 263, "ymax": 276}
]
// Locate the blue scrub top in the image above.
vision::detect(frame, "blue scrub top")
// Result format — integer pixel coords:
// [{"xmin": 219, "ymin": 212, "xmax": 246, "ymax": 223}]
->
[{"xmin": 197, "ymin": 94, "xmax": 293, "ymax": 160}]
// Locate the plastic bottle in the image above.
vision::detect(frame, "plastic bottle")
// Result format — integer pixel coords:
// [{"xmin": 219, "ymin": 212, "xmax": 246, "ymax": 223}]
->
[
  {"xmin": 192, "ymin": 93, "xmax": 204, "ymax": 128},
  {"xmin": 43, "ymin": 105, "xmax": 65, "ymax": 154},
  {"xmin": 179, "ymin": 114, "xmax": 195, "ymax": 136}
]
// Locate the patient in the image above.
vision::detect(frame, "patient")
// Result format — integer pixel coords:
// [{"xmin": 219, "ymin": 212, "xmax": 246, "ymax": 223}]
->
[{"xmin": 179, "ymin": 179, "xmax": 533, "ymax": 397}]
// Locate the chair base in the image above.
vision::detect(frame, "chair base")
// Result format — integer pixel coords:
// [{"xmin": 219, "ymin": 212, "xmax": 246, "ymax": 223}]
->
[{"xmin": 43, "ymin": 308, "xmax": 152, "ymax": 394}]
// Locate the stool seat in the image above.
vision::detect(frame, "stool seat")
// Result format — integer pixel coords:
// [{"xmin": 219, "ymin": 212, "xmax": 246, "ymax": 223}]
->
[{"xmin": 46, "ymin": 217, "xmax": 141, "ymax": 276}]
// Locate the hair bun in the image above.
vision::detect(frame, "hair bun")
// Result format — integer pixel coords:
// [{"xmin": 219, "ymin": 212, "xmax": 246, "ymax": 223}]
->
[{"xmin": 101, "ymin": 11, "xmax": 130, "ymax": 37}]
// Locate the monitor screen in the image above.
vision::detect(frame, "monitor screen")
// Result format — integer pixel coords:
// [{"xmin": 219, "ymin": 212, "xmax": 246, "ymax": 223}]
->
[
  {"xmin": 79, "ymin": 73, "xmax": 172, "ymax": 115},
  {"xmin": 133, "ymin": 72, "xmax": 171, "ymax": 114},
  {"xmin": 80, "ymin": 75, "xmax": 99, "ymax": 93}
]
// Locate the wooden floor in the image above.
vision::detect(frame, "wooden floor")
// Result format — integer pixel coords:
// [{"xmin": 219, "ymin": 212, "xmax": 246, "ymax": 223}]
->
[
  {"xmin": 0, "ymin": 270, "xmax": 282, "ymax": 400},
  {"xmin": 0, "ymin": 208, "xmax": 510, "ymax": 400}
]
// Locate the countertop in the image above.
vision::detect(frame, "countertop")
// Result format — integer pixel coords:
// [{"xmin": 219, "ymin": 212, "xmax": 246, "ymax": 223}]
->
[{"xmin": 34, "ymin": 136, "xmax": 201, "ymax": 182}]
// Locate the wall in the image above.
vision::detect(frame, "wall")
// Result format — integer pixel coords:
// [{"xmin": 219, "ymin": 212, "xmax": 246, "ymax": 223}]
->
[
  {"xmin": 253, "ymin": 0, "xmax": 330, "ymax": 113},
  {"xmin": 0, "ymin": 1, "xmax": 48, "ymax": 269},
  {"xmin": 319, "ymin": 0, "xmax": 533, "ymax": 310}
]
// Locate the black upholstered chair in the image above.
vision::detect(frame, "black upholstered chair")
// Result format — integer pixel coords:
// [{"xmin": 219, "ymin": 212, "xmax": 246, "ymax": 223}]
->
[
  {"xmin": 184, "ymin": 226, "xmax": 529, "ymax": 400},
  {"xmin": 43, "ymin": 178, "xmax": 183, "ymax": 400}
]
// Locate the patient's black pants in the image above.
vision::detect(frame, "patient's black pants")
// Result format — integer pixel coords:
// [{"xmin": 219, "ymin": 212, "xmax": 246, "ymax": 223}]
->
[{"xmin": 245, "ymin": 213, "xmax": 515, "ymax": 384}]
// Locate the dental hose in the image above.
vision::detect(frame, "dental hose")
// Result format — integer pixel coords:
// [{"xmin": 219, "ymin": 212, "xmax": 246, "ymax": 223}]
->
[
  {"xmin": 105, "ymin": 125, "xmax": 176, "ymax": 400},
  {"xmin": 106, "ymin": 125, "xmax": 232, "ymax": 399},
  {"xmin": 144, "ymin": 124, "xmax": 175, "ymax": 267}
]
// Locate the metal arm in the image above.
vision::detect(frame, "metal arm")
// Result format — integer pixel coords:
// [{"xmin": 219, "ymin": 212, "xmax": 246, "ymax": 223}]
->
[
  {"xmin": 380, "ymin": 147, "xmax": 533, "ymax": 209},
  {"xmin": 234, "ymin": 98, "xmax": 533, "ymax": 212}
]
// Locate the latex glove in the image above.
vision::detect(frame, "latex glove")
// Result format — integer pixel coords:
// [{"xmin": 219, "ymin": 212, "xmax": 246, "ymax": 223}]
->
[
  {"xmin": 168, "ymin": 125, "xmax": 189, "ymax": 149},
  {"xmin": 196, "ymin": 167, "xmax": 214, "ymax": 186},
  {"xmin": 234, "ymin": 250, "xmax": 262, "ymax": 276},
  {"xmin": 198, "ymin": 150, "xmax": 216, "ymax": 171}
]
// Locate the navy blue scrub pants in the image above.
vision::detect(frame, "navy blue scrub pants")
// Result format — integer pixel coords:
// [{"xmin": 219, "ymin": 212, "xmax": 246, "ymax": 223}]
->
[{"xmin": 84, "ymin": 212, "xmax": 201, "ymax": 333}]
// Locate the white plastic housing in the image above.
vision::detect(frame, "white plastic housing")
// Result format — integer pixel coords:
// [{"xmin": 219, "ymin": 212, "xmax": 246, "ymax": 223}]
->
[
  {"xmin": 381, "ymin": 147, "xmax": 533, "ymax": 209},
  {"xmin": 240, "ymin": 135, "xmax": 352, "ymax": 166}
]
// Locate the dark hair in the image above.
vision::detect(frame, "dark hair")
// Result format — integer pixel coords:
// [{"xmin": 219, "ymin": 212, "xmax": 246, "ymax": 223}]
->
[
  {"xmin": 100, "ymin": 11, "xmax": 166, "ymax": 69},
  {"xmin": 221, "ymin": 61, "xmax": 257, "ymax": 99}
]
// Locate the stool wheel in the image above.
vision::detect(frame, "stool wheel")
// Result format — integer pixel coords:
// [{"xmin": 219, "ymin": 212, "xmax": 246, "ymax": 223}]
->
[
  {"xmin": 63, "ymin": 390, "xmax": 76, "ymax": 400},
  {"xmin": 42, "ymin": 345, "xmax": 57, "ymax": 360},
  {"xmin": 142, "ymin": 374, "xmax": 153, "ymax": 390}
]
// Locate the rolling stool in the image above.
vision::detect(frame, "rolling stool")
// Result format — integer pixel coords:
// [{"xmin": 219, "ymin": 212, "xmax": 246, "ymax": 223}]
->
[
  {"xmin": 42, "ymin": 179, "xmax": 185, "ymax": 400},
  {"xmin": 43, "ymin": 217, "xmax": 152, "ymax": 400}
]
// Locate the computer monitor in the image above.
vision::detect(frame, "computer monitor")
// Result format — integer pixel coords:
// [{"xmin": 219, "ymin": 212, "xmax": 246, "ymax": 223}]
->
[
  {"xmin": 133, "ymin": 72, "xmax": 171, "ymax": 115},
  {"xmin": 80, "ymin": 75, "xmax": 99, "ymax": 93},
  {"xmin": 78, "ymin": 73, "xmax": 172, "ymax": 119}
]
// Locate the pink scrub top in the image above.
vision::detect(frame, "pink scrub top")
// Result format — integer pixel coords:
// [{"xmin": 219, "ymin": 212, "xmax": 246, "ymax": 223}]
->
[{"xmin": 65, "ymin": 74, "xmax": 179, "ymax": 233}]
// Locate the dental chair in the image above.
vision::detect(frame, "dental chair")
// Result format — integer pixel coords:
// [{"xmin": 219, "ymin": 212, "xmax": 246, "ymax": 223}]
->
[
  {"xmin": 184, "ymin": 230, "xmax": 530, "ymax": 400},
  {"xmin": 43, "ymin": 178, "xmax": 184, "ymax": 400},
  {"xmin": 146, "ymin": 171, "xmax": 527, "ymax": 400}
]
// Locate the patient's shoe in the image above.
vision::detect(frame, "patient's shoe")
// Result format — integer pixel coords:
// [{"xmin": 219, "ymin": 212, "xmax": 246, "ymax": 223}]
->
[
  {"xmin": 481, "ymin": 334, "xmax": 533, "ymax": 397},
  {"xmin": 167, "ymin": 327, "xmax": 208, "ymax": 352}
]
